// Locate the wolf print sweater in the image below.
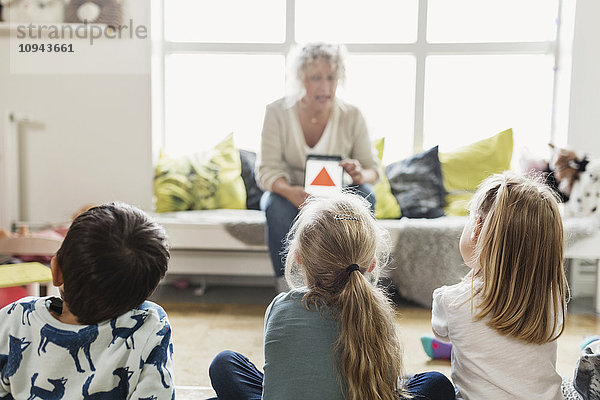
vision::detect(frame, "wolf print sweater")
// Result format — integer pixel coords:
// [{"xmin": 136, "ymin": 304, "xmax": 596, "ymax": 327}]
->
[{"xmin": 0, "ymin": 297, "xmax": 175, "ymax": 399}]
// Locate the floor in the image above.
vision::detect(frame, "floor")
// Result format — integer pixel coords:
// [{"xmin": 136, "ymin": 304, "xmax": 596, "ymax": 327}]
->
[{"xmin": 149, "ymin": 279, "xmax": 600, "ymax": 399}]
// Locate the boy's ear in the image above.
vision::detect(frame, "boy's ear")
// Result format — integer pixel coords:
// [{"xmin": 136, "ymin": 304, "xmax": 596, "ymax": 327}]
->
[
  {"xmin": 50, "ymin": 256, "xmax": 64, "ymax": 287},
  {"xmin": 471, "ymin": 217, "xmax": 483, "ymax": 242}
]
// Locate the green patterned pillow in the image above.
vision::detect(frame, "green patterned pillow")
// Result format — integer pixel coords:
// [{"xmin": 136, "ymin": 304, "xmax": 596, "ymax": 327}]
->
[
  {"xmin": 154, "ymin": 133, "xmax": 246, "ymax": 213},
  {"xmin": 373, "ymin": 137, "xmax": 402, "ymax": 219}
]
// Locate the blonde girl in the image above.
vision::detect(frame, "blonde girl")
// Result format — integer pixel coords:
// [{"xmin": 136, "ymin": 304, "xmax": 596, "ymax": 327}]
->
[
  {"xmin": 432, "ymin": 172, "xmax": 568, "ymax": 400},
  {"xmin": 210, "ymin": 193, "xmax": 454, "ymax": 400}
]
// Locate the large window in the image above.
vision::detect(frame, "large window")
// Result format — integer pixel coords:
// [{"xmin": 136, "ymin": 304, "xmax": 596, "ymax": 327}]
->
[{"xmin": 155, "ymin": 0, "xmax": 561, "ymax": 163}]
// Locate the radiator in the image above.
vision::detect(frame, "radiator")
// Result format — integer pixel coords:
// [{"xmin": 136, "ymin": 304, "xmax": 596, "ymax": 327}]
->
[{"xmin": 0, "ymin": 111, "xmax": 43, "ymax": 231}]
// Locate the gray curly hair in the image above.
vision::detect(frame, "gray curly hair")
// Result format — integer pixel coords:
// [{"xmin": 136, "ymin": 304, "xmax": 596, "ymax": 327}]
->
[{"xmin": 285, "ymin": 42, "xmax": 348, "ymax": 104}]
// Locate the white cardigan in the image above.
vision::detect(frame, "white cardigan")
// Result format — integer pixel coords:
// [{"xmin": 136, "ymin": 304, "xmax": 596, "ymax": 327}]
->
[{"xmin": 257, "ymin": 97, "xmax": 379, "ymax": 192}]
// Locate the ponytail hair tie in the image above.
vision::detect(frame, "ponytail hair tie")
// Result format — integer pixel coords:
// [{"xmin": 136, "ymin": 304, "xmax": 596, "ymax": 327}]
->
[{"xmin": 346, "ymin": 264, "xmax": 360, "ymax": 275}]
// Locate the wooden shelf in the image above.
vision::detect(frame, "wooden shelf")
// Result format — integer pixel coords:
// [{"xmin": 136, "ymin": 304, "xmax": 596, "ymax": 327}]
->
[{"xmin": 0, "ymin": 22, "xmax": 21, "ymax": 34}]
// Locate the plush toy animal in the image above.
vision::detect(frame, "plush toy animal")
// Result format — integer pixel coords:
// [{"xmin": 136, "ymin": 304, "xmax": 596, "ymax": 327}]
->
[
  {"xmin": 548, "ymin": 143, "xmax": 588, "ymax": 199},
  {"xmin": 545, "ymin": 143, "xmax": 600, "ymax": 219},
  {"xmin": 64, "ymin": 0, "xmax": 121, "ymax": 28},
  {"xmin": 0, "ymin": 0, "xmax": 64, "ymax": 23},
  {"xmin": 564, "ymin": 158, "xmax": 600, "ymax": 219},
  {"xmin": 521, "ymin": 144, "xmax": 598, "ymax": 219}
]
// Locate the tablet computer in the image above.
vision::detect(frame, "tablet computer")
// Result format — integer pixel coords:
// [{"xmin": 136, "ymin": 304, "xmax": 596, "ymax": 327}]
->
[{"xmin": 304, "ymin": 155, "xmax": 343, "ymax": 197}]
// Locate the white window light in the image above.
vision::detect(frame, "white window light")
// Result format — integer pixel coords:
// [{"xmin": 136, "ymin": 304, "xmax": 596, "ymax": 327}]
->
[{"xmin": 155, "ymin": 0, "xmax": 563, "ymax": 164}]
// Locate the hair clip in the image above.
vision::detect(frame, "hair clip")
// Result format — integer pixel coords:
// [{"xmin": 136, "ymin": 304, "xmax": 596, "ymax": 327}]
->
[{"xmin": 334, "ymin": 214, "xmax": 359, "ymax": 221}]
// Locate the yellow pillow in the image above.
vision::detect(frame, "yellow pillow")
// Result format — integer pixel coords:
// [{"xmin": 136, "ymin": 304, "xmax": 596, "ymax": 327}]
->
[
  {"xmin": 373, "ymin": 138, "xmax": 402, "ymax": 219},
  {"xmin": 439, "ymin": 129, "xmax": 513, "ymax": 216},
  {"xmin": 154, "ymin": 133, "xmax": 246, "ymax": 213}
]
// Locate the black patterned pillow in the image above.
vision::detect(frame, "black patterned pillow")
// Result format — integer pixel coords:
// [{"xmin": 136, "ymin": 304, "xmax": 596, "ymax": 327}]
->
[
  {"xmin": 239, "ymin": 149, "xmax": 264, "ymax": 210},
  {"xmin": 385, "ymin": 146, "xmax": 446, "ymax": 219}
]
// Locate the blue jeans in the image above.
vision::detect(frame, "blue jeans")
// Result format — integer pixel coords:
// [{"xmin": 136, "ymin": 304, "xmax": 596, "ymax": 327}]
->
[
  {"xmin": 209, "ymin": 350, "xmax": 455, "ymax": 400},
  {"xmin": 260, "ymin": 184, "xmax": 376, "ymax": 277}
]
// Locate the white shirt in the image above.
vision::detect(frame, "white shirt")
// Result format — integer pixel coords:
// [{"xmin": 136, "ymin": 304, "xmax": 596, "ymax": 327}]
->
[
  {"xmin": 0, "ymin": 296, "xmax": 175, "ymax": 399},
  {"xmin": 432, "ymin": 280, "xmax": 564, "ymax": 400},
  {"xmin": 303, "ymin": 120, "xmax": 333, "ymax": 155}
]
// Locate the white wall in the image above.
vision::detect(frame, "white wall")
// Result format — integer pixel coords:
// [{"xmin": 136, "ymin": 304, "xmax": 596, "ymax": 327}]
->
[
  {"xmin": 567, "ymin": 0, "xmax": 600, "ymax": 157},
  {"xmin": 0, "ymin": 1, "xmax": 152, "ymax": 225}
]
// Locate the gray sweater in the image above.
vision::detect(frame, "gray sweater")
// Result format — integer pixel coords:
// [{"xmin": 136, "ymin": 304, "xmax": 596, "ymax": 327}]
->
[{"xmin": 262, "ymin": 289, "xmax": 345, "ymax": 400}]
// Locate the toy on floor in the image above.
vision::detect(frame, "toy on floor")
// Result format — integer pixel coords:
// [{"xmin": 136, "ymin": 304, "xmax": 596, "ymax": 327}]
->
[
  {"xmin": 574, "ymin": 338, "xmax": 600, "ymax": 400},
  {"xmin": 421, "ymin": 335, "xmax": 452, "ymax": 360},
  {"xmin": 581, "ymin": 335, "xmax": 600, "ymax": 350}
]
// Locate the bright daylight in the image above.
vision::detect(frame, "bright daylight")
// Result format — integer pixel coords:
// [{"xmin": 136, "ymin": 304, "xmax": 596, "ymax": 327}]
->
[{"xmin": 1, "ymin": 1, "xmax": 600, "ymax": 399}]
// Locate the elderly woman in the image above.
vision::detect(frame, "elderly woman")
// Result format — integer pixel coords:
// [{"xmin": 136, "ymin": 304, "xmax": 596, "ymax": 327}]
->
[{"xmin": 257, "ymin": 42, "xmax": 380, "ymax": 289}]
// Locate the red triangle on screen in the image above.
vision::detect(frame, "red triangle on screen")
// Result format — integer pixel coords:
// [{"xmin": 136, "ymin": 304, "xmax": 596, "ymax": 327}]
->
[{"xmin": 311, "ymin": 167, "xmax": 336, "ymax": 186}]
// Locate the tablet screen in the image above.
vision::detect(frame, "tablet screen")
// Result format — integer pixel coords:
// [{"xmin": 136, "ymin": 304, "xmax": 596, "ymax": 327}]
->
[{"xmin": 304, "ymin": 155, "xmax": 343, "ymax": 197}]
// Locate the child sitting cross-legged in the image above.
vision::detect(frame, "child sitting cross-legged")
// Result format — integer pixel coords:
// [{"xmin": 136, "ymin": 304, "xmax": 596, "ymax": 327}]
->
[
  {"xmin": 0, "ymin": 202, "xmax": 174, "ymax": 399},
  {"xmin": 209, "ymin": 192, "xmax": 455, "ymax": 400},
  {"xmin": 432, "ymin": 172, "xmax": 569, "ymax": 400}
]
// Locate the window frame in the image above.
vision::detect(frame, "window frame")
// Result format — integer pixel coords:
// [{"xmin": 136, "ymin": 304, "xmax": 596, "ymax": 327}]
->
[{"xmin": 153, "ymin": 0, "xmax": 563, "ymax": 158}]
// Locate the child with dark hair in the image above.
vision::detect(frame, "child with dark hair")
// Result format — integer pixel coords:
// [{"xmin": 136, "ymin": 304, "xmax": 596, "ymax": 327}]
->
[{"xmin": 0, "ymin": 202, "xmax": 174, "ymax": 399}]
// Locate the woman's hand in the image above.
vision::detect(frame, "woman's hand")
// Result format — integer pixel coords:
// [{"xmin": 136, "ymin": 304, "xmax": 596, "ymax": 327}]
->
[
  {"xmin": 272, "ymin": 178, "xmax": 310, "ymax": 209},
  {"xmin": 285, "ymin": 186, "xmax": 310, "ymax": 209},
  {"xmin": 339, "ymin": 159, "xmax": 378, "ymax": 185}
]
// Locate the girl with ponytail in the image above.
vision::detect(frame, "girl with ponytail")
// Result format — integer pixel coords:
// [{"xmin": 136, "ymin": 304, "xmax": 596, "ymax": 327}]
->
[
  {"xmin": 210, "ymin": 193, "xmax": 454, "ymax": 400},
  {"xmin": 432, "ymin": 172, "xmax": 568, "ymax": 399}
]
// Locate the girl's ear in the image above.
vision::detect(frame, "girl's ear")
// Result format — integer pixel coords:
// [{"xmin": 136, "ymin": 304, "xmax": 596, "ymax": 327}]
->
[
  {"xmin": 471, "ymin": 216, "xmax": 484, "ymax": 242},
  {"xmin": 50, "ymin": 256, "xmax": 64, "ymax": 287},
  {"xmin": 367, "ymin": 258, "xmax": 376, "ymax": 273}
]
